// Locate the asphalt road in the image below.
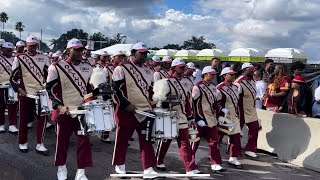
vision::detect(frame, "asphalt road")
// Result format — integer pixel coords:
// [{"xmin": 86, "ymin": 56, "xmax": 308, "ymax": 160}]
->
[{"xmin": 0, "ymin": 121, "xmax": 319, "ymax": 180}]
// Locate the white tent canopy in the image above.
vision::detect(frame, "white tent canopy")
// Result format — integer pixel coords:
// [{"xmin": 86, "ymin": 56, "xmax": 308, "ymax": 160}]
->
[
  {"xmin": 155, "ymin": 49, "xmax": 176, "ymax": 56},
  {"xmin": 92, "ymin": 44, "xmax": 134, "ymax": 56},
  {"xmin": 229, "ymin": 48, "xmax": 264, "ymax": 57},
  {"xmin": 197, "ymin": 49, "xmax": 226, "ymax": 57},
  {"xmin": 175, "ymin": 50, "xmax": 197, "ymax": 56},
  {"xmin": 265, "ymin": 48, "xmax": 306, "ymax": 59}
]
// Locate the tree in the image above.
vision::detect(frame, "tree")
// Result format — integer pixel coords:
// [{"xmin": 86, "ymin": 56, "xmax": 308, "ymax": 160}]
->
[
  {"xmin": 0, "ymin": 12, "xmax": 9, "ymax": 38},
  {"xmin": 50, "ymin": 29, "xmax": 88, "ymax": 52},
  {"xmin": 163, "ymin": 44, "xmax": 181, "ymax": 50},
  {"xmin": 15, "ymin": 22, "xmax": 25, "ymax": 39},
  {"xmin": 111, "ymin": 33, "xmax": 127, "ymax": 44},
  {"xmin": 181, "ymin": 36, "xmax": 215, "ymax": 50}
]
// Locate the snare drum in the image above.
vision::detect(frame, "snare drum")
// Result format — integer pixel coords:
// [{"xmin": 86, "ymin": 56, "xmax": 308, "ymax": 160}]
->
[
  {"xmin": 83, "ymin": 99, "xmax": 115, "ymax": 134},
  {"xmin": 151, "ymin": 108, "xmax": 178, "ymax": 139},
  {"xmin": 36, "ymin": 90, "xmax": 53, "ymax": 115}
]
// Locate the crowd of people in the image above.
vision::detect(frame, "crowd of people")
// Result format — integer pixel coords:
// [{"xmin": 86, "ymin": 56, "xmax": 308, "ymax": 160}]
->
[{"xmin": 0, "ymin": 36, "xmax": 317, "ymax": 180}]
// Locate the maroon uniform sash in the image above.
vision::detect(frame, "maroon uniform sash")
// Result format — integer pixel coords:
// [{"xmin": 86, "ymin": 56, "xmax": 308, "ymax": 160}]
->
[
  {"xmin": 17, "ymin": 54, "xmax": 44, "ymax": 85},
  {"xmin": 0, "ymin": 54, "xmax": 12, "ymax": 75},
  {"xmin": 56, "ymin": 63, "xmax": 87, "ymax": 96}
]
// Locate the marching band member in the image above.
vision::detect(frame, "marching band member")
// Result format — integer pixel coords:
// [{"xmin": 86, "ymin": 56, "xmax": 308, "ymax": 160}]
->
[
  {"xmin": 153, "ymin": 56, "xmax": 172, "ymax": 82},
  {"xmin": 149, "ymin": 55, "xmax": 161, "ymax": 72},
  {"xmin": 10, "ymin": 35, "xmax": 50, "ymax": 155},
  {"xmin": 184, "ymin": 62, "xmax": 196, "ymax": 82},
  {"xmin": 191, "ymin": 66, "xmax": 228, "ymax": 172},
  {"xmin": 155, "ymin": 58, "xmax": 201, "ymax": 174},
  {"xmin": 82, "ymin": 45, "xmax": 95, "ymax": 66},
  {"xmin": 16, "ymin": 41, "xmax": 26, "ymax": 54},
  {"xmin": 100, "ymin": 50, "xmax": 126, "ymax": 143},
  {"xmin": 47, "ymin": 39, "xmax": 94, "ymax": 180},
  {"xmin": 236, "ymin": 63, "xmax": 261, "ymax": 158},
  {"xmin": 112, "ymin": 42, "xmax": 161, "ymax": 179},
  {"xmin": 0, "ymin": 42, "xmax": 19, "ymax": 133},
  {"xmin": 217, "ymin": 67, "xmax": 243, "ymax": 169},
  {"xmin": 98, "ymin": 51, "xmax": 111, "ymax": 66}
]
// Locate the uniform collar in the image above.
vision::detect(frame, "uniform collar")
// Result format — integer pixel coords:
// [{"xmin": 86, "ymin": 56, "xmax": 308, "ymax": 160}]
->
[{"xmin": 66, "ymin": 57, "xmax": 81, "ymax": 65}]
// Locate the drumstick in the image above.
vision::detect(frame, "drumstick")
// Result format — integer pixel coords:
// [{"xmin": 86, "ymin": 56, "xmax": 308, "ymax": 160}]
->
[{"xmin": 135, "ymin": 110, "xmax": 156, "ymax": 118}]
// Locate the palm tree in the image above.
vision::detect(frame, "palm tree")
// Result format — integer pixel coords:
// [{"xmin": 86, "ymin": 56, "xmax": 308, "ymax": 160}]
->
[
  {"xmin": 0, "ymin": 12, "xmax": 9, "ymax": 38},
  {"xmin": 15, "ymin": 22, "xmax": 25, "ymax": 40}
]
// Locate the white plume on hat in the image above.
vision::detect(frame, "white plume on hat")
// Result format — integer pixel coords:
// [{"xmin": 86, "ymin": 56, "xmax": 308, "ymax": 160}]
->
[
  {"xmin": 89, "ymin": 66, "xmax": 107, "ymax": 89},
  {"xmin": 152, "ymin": 79, "xmax": 170, "ymax": 107}
]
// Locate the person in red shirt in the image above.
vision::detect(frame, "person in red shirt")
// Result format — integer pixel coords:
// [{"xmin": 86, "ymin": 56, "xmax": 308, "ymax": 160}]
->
[{"xmin": 264, "ymin": 64, "xmax": 290, "ymax": 111}]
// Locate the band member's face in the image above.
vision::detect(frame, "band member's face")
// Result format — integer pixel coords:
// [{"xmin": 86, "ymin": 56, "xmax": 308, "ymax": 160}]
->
[
  {"xmin": 100, "ymin": 56, "xmax": 109, "ymax": 65},
  {"xmin": 114, "ymin": 55, "xmax": 125, "ymax": 64},
  {"xmin": 175, "ymin": 65, "xmax": 186, "ymax": 75},
  {"xmin": 224, "ymin": 73, "xmax": 235, "ymax": 82},
  {"xmin": 2, "ymin": 48, "xmax": 13, "ymax": 57},
  {"xmin": 27, "ymin": 44, "xmax": 38, "ymax": 53},
  {"xmin": 135, "ymin": 51, "xmax": 147, "ymax": 63},
  {"xmin": 162, "ymin": 62, "xmax": 171, "ymax": 70},
  {"xmin": 244, "ymin": 68, "xmax": 254, "ymax": 77},
  {"xmin": 184, "ymin": 68, "xmax": 194, "ymax": 76},
  {"xmin": 16, "ymin": 46, "xmax": 24, "ymax": 53},
  {"xmin": 69, "ymin": 48, "xmax": 83, "ymax": 61},
  {"xmin": 84, "ymin": 49, "xmax": 91, "ymax": 56},
  {"xmin": 205, "ymin": 73, "xmax": 214, "ymax": 82}
]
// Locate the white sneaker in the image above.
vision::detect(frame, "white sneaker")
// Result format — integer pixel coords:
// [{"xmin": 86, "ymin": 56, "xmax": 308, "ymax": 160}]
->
[
  {"xmin": 36, "ymin": 143, "xmax": 48, "ymax": 151},
  {"xmin": 245, "ymin": 151, "xmax": 258, "ymax": 158},
  {"xmin": 229, "ymin": 157, "xmax": 241, "ymax": 166},
  {"xmin": 143, "ymin": 167, "xmax": 158, "ymax": 179},
  {"xmin": 57, "ymin": 165, "xmax": 67, "ymax": 180},
  {"xmin": 115, "ymin": 164, "xmax": 126, "ymax": 174},
  {"xmin": 19, "ymin": 142, "xmax": 28, "ymax": 153},
  {"xmin": 19, "ymin": 142, "xmax": 28, "ymax": 150},
  {"xmin": 8, "ymin": 125, "xmax": 18, "ymax": 133},
  {"xmin": 0, "ymin": 125, "xmax": 5, "ymax": 132},
  {"xmin": 27, "ymin": 122, "xmax": 33, "ymax": 128},
  {"xmin": 186, "ymin": 169, "xmax": 202, "ymax": 174},
  {"xmin": 75, "ymin": 169, "xmax": 88, "ymax": 180},
  {"xmin": 211, "ymin": 164, "xmax": 223, "ymax": 171}
]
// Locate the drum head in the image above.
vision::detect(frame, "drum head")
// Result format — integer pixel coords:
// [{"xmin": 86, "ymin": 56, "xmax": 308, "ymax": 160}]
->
[{"xmin": 153, "ymin": 108, "xmax": 166, "ymax": 113}]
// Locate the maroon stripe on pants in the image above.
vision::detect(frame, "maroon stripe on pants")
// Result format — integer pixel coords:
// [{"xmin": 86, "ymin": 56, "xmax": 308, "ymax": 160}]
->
[
  {"xmin": 156, "ymin": 128, "xmax": 197, "ymax": 172},
  {"xmin": 191, "ymin": 125, "xmax": 222, "ymax": 165},
  {"xmin": 245, "ymin": 120, "xmax": 259, "ymax": 152},
  {"xmin": 112, "ymin": 120, "xmax": 156, "ymax": 170},
  {"xmin": 18, "ymin": 96, "xmax": 47, "ymax": 144},
  {"xmin": 54, "ymin": 114, "xmax": 92, "ymax": 168},
  {"xmin": 0, "ymin": 90, "xmax": 6, "ymax": 125}
]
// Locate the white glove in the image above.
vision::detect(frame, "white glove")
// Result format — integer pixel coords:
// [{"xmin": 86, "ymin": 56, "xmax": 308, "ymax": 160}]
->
[
  {"xmin": 221, "ymin": 108, "xmax": 229, "ymax": 115},
  {"xmin": 197, "ymin": 120, "xmax": 206, "ymax": 127}
]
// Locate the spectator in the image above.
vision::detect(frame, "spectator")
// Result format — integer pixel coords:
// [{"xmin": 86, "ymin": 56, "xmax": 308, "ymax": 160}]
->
[
  {"xmin": 192, "ymin": 64, "xmax": 202, "ymax": 84},
  {"xmin": 263, "ymin": 64, "xmax": 290, "ymax": 111},
  {"xmin": 262, "ymin": 59, "xmax": 274, "ymax": 82},
  {"xmin": 253, "ymin": 69, "xmax": 266, "ymax": 109},
  {"xmin": 312, "ymin": 86, "xmax": 320, "ymax": 118},
  {"xmin": 230, "ymin": 62, "xmax": 242, "ymax": 80},
  {"xmin": 278, "ymin": 75, "xmax": 312, "ymax": 116},
  {"xmin": 211, "ymin": 57, "xmax": 221, "ymax": 85},
  {"xmin": 221, "ymin": 62, "xmax": 230, "ymax": 69},
  {"xmin": 290, "ymin": 61, "xmax": 305, "ymax": 80}
]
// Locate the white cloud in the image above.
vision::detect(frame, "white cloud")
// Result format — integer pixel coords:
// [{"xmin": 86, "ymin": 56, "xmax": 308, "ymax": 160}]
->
[{"xmin": 1, "ymin": 0, "xmax": 320, "ymax": 61}]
